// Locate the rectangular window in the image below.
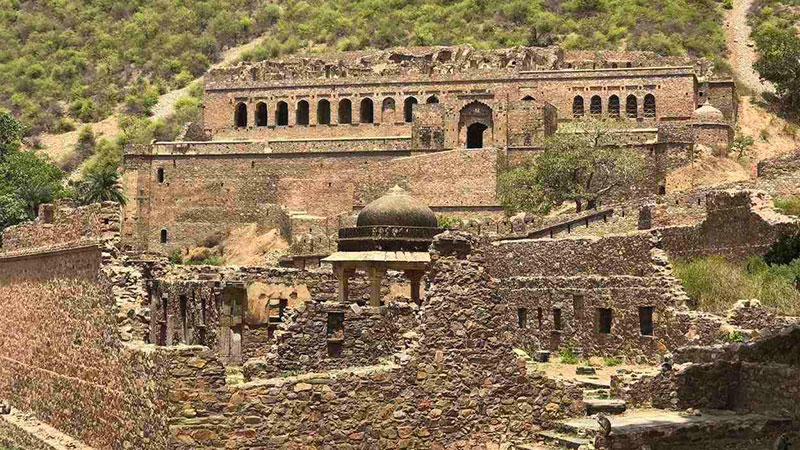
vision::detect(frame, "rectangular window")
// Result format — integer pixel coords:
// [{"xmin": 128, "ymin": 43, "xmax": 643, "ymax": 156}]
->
[
  {"xmin": 179, "ymin": 295, "xmax": 188, "ymax": 342},
  {"xmin": 517, "ymin": 308, "xmax": 528, "ymax": 329},
  {"xmin": 639, "ymin": 306, "xmax": 654, "ymax": 336},
  {"xmin": 553, "ymin": 308, "xmax": 562, "ymax": 331},
  {"xmin": 327, "ymin": 312, "xmax": 345, "ymax": 357},
  {"xmin": 278, "ymin": 298, "xmax": 288, "ymax": 322},
  {"xmin": 573, "ymin": 294, "xmax": 584, "ymax": 318},
  {"xmin": 597, "ymin": 308, "xmax": 613, "ymax": 334},
  {"xmin": 157, "ymin": 167, "xmax": 165, "ymax": 184},
  {"xmin": 537, "ymin": 307, "xmax": 543, "ymax": 328}
]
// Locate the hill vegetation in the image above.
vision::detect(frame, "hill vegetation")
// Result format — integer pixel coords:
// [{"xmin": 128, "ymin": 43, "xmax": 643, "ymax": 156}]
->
[{"xmin": 1, "ymin": 0, "xmax": 731, "ymax": 136}]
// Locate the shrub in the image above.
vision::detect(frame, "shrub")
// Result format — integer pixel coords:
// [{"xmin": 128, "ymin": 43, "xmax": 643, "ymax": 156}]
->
[
  {"xmin": 604, "ymin": 357, "xmax": 622, "ymax": 367},
  {"xmin": 726, "ymin": 330, "xmax": 746, "ymax": 343},
  {"xmin": 558, "ymin": 347, "xmax": 579, "ymax": 364},
  {"xmin": 723, "ymin": 0, "xmax": 733, "ymax": 9},
  {"xmin": 773, "ymin": 196, "xmax": 800, "ymax": 217},
  {"xmin": 764, "ymin": 233, "xmax": 800, "ymax": 265},
  {"xmin": 437, "ymin": 215, "xmax": 463, "ymax": 229},
  {"xmin": 168, "ymin": 250, "xmax": 184, "ymax": 265}
]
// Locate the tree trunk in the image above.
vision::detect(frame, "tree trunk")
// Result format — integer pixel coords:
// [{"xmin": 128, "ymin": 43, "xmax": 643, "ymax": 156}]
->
[
  {"xmin": 575, "ymin": 199, "xmax": 583, "ymax": 213},
  {"xmin": 587, "ymin": 198, "xmax": 597, "ymax": 210}
]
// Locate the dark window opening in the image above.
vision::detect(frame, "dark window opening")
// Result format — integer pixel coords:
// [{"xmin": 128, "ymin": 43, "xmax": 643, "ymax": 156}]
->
[
  {"xmin": 276, "ymin": 102, "xmax": 288, "ymax": 126},
  {"xmin": 360, "ymin": 98, "xmax": 374, "ymax": 123},
  {"xmin": 466, "ymin": 123, "xmax": 488, "ymax": 149},
  {"xmin": 317, "ymin": 99, "xmax": 331, "ymax": 124},
  {"xmin": 338, "ymin": 99, "xmax": 352, "ymax": 124},
  {"xmin": 626, "ymin": 95, "xmax": 638, "ymax": 118},
  {"xmin": 296, "ymin": 100, "xmax": 309, "ymax": 125},
  {"xmin": 658, "ymin": 185, "xmax": 666, "ymax": 195},
  {"xmin": 609, "ymin": 95, "xmax": 620, "ymax": 117},
  {"xmin": 572, "ymin": 96, "xmax": 584, "ymax": 118},
  {"xmin": 522, "ymin": 95, "xmax": 535, "ymax": 101},
  {"xmin": 278, "ymin": 298, "xmax": 288, "ymax": 322},
  {"xmin": 644, "ymin": 94, "xmax": 656, "ymax": 118},
  {"xmin": 426, "ymin": 95, "xmax": 439, "ymax": 104},
  {"xmin": 517, "ymin": 307, "xmax": 528, "ymax": 329},
  {"xmin": 255, "ymin": 102, "xmax": 268, "ymax": 126},
  {"xmin": 573, "ymin": 294, "xmax": 584, "ymax": 318},
  {"xmin": 590, "ymin": 96, "xmax": 602, "ymax": 115},
  {"xmin": 404, "ymin": 97, "xmax": 418, "ymax": 123},
  {"xmin": 160, "ymin": 229, "xmax": 168, "ymax": 244},
  {"xmin": 157, "ymin": 168, "xmax": 165, "ymax": 184},
  {"xmin": 553, "ymin": 308, "xmax": 562, "ymax": 331},
  {"xmin": 179, "ymin": 294, "xmax": 188, "ymax": 342},
  {"xmin": 640, "ymin": 306, "xmax": 654, "ymax": 336},
  {"xmin": 537, "ymin": 307, "xmax": 543, "ymax": 328},
  {"xmin": 597, "ymin": 308, "xmax": 613, "ymax": 334},
  {"xmin": 234, "ymin": 102, "xmax": 247, "ymax": 127},
  {"xmin": 327, "ymin": 340, "xmax": 343, "ymax": 358},
  {"xmin": 327, "ymin": 312, "xmax": 344, "ymax": 357}
]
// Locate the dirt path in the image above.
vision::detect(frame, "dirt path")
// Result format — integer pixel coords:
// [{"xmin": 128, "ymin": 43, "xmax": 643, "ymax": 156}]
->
[{"xmin": 725, "ymin": 0, "xmax": 774, "ymax": 94}]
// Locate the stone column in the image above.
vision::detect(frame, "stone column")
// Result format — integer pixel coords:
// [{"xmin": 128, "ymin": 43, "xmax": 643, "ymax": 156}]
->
[
  {"xmin": 334, "ymin": 265, "xmax": 354, "ymax": 303},
  {"xmin": 368, "ymin": 266, "xmax": 386, "ymax": 307},
  {"xmin": 405, "ymin": 270, "xmax": 424, "ymax": 306}
]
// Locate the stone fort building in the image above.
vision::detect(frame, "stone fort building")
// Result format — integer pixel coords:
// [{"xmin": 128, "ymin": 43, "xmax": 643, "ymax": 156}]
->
[{"xmin": 122, "ymin": 46, "xmax": 736, "ymax": 255}]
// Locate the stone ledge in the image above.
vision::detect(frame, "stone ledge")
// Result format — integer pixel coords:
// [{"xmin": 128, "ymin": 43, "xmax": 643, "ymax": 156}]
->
[{"xmin": 0, "ymin": 409, "xmax": 95, "ymax": 450}]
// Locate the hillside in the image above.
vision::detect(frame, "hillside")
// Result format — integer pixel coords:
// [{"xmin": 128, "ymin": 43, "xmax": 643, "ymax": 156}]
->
[{"xmin": 1, "ymin": 0, "xmax": 731, "ymax": 137}]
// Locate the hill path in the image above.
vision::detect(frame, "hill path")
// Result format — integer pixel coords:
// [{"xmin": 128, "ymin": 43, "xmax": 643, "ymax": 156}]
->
[{"xmin": 725, "ymin": 0, "xmax": 774, "ymax": 94}]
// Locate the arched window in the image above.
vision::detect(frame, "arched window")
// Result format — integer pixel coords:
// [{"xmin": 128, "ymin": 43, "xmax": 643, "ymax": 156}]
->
[
  {"xmin": 426, "ymin": 95, "xmax": 439, "ymax": 104},
  {"xmin": 255, "ymin": 102, "xmax": 268, "ymax": 126},
  {"xmin": 381, "ymin": 97, "xmax": 396, "ymax": 122},
  {"xmin": 338, "ymin": 99, "xmax": 352, "ymax": 124},
  {"xmin": 644, "ymin": 94, "xmax": 656, "ymax": 118},
  {"xmin": 296, "ymin": 100, "xmax": 309, "ymax": 125},
  {"xmin": 608, "ymin": 95, "xmax": 620, "ymax": 117},
  {"xmin": 522, "ymin": 95, "xmax": 535, "ymax": 101},
  {"xmin": 276, "ymin": 102, "xmax": 288, "ymax": 126},
  {"xmin": 404, "ymin": 97, "xmax": 418, "ymax": 123},
  {"xmin": 626, "ymin": 95, "xmax": 638, "ymax": 118},
  {"xmin": 234, "ymin": 102, "xmax": 247, "ymax": 127},
  {"xmin": 317, "ymin": 99, "xmax": 331, "ymax": 125},
  {"xmin": 160, "ymin": 229, "xmax": 168, "ymax": 244},
  {"xmin": 590, "ymin": 96, "xmax": 602, "ymax": 115},
  {"xmin": 360, "ymin": 98, "xmax": 374, "ymax": 123},
  {"xmin": 572, "ymin": 96, "xmax": 584, "ymax": 118}
]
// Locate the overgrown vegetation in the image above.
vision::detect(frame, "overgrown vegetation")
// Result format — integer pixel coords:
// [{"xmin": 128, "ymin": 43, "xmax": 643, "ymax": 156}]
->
[
  {"xmin": 1, "ymin": 0, "xmax": 729, "ymax": 135},
  {"xmin": 673, "ymin": 255, "xmax": 800, "ymax": 315},
  {"xmin": 774, "ymin": 195, "xmax": 800, "ymax": 217},
  {"xmin": 498, "ymin": 119, "xmax": 646, "ymax": 214},
  {"xmin": 604, "ymin": 357, "xmax": 622, "ymax": 367},
  {"xmin": 558, "ymin": 347, "xmax": 579, "ymax": 364},
  {"xmin": 0, "ymin": 0, "xmax": 274, "ymax": 134},
  {"xmin": 749, "ymin": 0, "xmax": 800, "ymax": 112}
]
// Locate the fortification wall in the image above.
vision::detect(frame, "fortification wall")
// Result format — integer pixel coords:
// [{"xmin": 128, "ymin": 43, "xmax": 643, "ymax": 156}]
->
[
  {"xmin": 0, "ymin": 245, "xmax": 101, "ymax": 281},
  {"xmin": 756, "ymin": 148, "xmax": 800, "ymax": 197}
]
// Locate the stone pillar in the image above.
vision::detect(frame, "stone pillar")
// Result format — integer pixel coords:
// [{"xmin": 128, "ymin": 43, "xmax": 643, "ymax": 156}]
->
[
  {"xmin": 368, "ymin": 266, "xmax": 386, "ymax": 307},
  {"xmin": 334, "ymin": 265, "xmax": 354, "ymax": 303},
  {"xmin": 405, "ymin": 270, "xmax": 424, "ymax": 306}
]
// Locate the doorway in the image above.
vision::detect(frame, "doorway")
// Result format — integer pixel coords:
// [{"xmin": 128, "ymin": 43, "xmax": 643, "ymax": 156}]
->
[{"xmin": 467, "ymin": 123, "xmax": 488, "ymax": 148}]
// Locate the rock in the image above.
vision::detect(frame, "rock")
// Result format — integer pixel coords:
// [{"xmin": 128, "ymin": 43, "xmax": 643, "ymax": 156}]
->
[{"xmin": 576, "ymin": 366, "xmax": 596, "ymax": 375}]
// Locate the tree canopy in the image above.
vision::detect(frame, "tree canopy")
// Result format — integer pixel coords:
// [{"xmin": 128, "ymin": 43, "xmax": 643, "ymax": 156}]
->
[
  {"xmin": 498, "ymin": 119, "xmax": 646, "ymax": 214},
  {"xmin": 753, "ymin": 24, "xmax": 800, "ymax": 109}
]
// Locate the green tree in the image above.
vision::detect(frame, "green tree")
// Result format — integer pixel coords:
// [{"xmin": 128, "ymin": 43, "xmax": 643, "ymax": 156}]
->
[
  {"xmin": 0, "ymin": 111, "xmax": 22, "ymax": 159},
  {"xmin": 0, "ymin": 150, "xmax": 66, "ymax": 217},
  {"xmin": 77, "ymin": 167, "xmax": 126, "ymax": 206},
  {"xmin": 498, "ymin": 119, "xmax": 646, "ymax": 214},
  {"xmin": 753, "ymin": 24, "xmax": 800, "ymax": 109}
]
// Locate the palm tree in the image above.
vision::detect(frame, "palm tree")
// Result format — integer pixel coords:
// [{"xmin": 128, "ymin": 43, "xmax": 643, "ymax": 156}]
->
[{"xmin": 80, "ymin": 168, "xmax": 126, "ymax": 206}]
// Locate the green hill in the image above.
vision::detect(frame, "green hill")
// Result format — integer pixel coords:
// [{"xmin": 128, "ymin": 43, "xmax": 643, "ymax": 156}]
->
[{"xmin": 1, "ymin": 0, "xmax": 729, "ymax": 135}]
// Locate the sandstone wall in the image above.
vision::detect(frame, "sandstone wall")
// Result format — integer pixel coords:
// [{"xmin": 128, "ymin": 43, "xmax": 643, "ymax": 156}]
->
[
  {"xmin": 661, "ymin": 190, "xmax": 799, "ymax": 261},
  {"xmin": 0, "ymin": 245, "xmax": 101, "ymax": 281},
  {"xmin": 0, "ymin": 202, "xmax": 116, "ymax": 252}
]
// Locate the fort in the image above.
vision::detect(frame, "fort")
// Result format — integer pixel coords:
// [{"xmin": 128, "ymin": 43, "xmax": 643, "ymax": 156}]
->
[
  {"xmin": 1, "ymin": 46, "xmax": 799, "ymax": 450},
  {"xmin": 122, "ymin": 46, "xmax": 735, "ymax": 256}
]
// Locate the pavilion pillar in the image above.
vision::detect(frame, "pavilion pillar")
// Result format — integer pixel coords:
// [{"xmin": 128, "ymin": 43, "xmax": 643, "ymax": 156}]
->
[
  {"xmin": 405, "ymin": 270, "xmax": 424, "ymax": 306},
  {"xmin": 368, "ymin": 266, "xmax": 386, "ymax": 307},
  {"xmin": 334, "ymin": 265, "xmax": 354, "ymax": 303}
]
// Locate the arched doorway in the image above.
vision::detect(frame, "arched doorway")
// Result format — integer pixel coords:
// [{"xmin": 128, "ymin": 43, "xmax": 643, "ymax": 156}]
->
[
  {"xmin": 458, "ymin": 101, "xmax": 493, "ymax": 149},
  {"xmin": 466, "ymin": 123, "xmax": 488, "ymax": 149}
]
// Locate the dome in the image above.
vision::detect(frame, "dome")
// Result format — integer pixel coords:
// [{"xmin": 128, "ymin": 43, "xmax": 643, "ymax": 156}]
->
[
  {"xmin": 357, "ymin": 185, "xmax": 438, "ymax": 228},
  {"xmin": 692, "ymin": 101, "xmax": 725, "ymax": 122}
]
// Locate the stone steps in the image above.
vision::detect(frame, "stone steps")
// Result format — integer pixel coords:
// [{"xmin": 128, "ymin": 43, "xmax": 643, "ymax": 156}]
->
[
  {"xmin": 533, "ymin": 430, "xmax": 591, "ymax": 449},
  {"xmin": 582, "ymin": 388, "xmax": 611, "ymax": 399},
  {"xmin": 584, "ymin": 398, "xmax": 627, "ymax": 415}
]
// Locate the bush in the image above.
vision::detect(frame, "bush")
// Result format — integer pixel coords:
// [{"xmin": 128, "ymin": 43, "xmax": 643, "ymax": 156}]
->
[
  {"xmin": 764, "ymin": 233, "xmax": 800, "ymax": 266},
  {"xmin": 558, "ymin": 347, "xmax": 579, "ymax": 364},
  {"xmin": 604, "ymin": 357, "xmax": 622, "ymax": 366},
  {"xmin": 168, "ymin": 250, "xmax": 184, "ymax": 265},
  {"xmin": 773, "ymin": 196, "xmax": 800, "ymax": 217},
  {"xmin": 673, "ymin": 255, "xmax": 800, "ymax": 315},
  {"xmin": 723, "ymin": 0, "xmax": 733, "ymax": 9}
]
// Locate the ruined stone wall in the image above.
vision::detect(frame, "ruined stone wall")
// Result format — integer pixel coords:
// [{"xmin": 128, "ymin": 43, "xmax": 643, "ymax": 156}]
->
[
  {"xmin": 243, "ymin": 302, "xmax": 418, "ymax": 378},
  {"xmin": 661, "ymin": 190, "xmax": 799, "ymax": 261},
  {"xmin": 756, "ymin": 148, "xmax": 800, "ymax": 197},
  {"xmin": 0, "ymin": 245, "xmax": 101, "ymax": 281},
  {"xmin": 0, "ymin": 202, "xmax": 115, "ymax": 252},
  {"xmin": 204, "ymin": 67, "xmax": 700, "ymax": 138}
]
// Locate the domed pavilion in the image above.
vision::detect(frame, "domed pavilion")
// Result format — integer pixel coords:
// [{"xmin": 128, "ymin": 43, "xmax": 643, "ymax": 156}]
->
[{"xmin": 322, "ymin": 186, "xmax": 443, "ymax": 306}]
